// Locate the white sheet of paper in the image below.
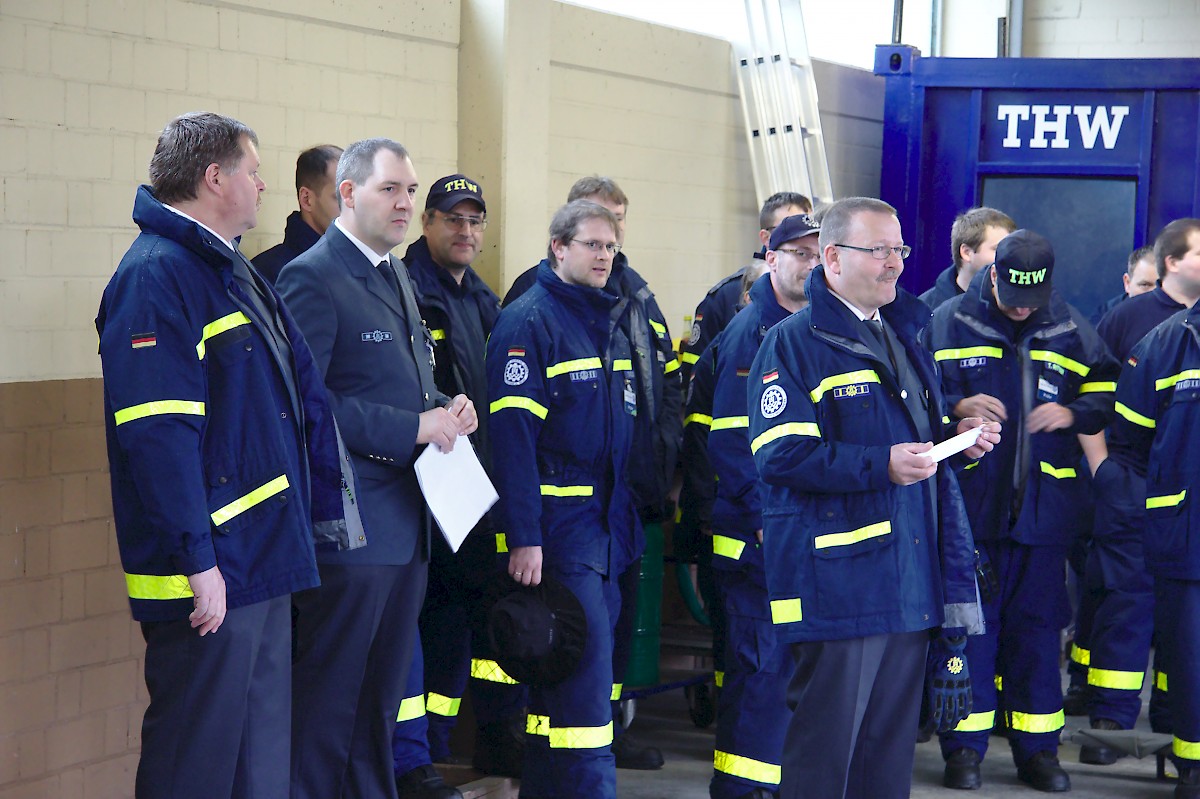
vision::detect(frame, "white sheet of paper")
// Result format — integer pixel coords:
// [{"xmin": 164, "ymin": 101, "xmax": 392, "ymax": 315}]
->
[
  {"xmin": 923, "ymin": 426, "xmax": 984, "ymax": 464},
  {"xmin": 413, "ymin": 436, "xmax": 498, "ymax": 553}
]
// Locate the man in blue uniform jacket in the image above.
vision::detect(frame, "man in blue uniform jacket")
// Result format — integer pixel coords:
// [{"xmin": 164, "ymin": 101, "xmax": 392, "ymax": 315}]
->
[
  {"xmin": 252, "ymin": 144, "xmax": 342, "ymax": 284},
  {"xmin": 277, "ymin": 138, "xmax": 477, "ymax": 799},
  {"xmin": 707, "ymin": 214, "xmax": 820, "ymax": 799},
  {"xmin": 748, "ymin": 197, "xmax": 996, "ymax": 799},
  {"xmin": 487, "ymin": 199, "xmax": 639, "ymax": 799},
  {"xmin": 926, "ymin": 229, "xmax": 1119, "ymax": 792},
  {"xmin": 97, "ymin": 112, "xmax": 364, "ymax": 799}
]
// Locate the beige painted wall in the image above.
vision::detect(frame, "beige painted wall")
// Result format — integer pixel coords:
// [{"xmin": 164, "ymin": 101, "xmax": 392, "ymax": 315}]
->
[{"xmin": 1022, "ymin": 0, "xmax": 1200, "ymax": 57}]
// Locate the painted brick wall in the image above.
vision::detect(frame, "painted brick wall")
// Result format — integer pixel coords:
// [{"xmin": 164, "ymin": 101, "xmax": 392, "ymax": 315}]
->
[{"xmin": 1023, "ymin": 0, "xmax": 1200, "ymax": 57}]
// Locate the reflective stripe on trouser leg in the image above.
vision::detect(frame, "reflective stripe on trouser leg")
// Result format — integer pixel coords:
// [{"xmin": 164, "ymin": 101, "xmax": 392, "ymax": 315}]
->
[
  {"xmin": 524, "ymin": 564, "xmax": 616, "ymax": 799},
  {"xmin": 1158, "ymin": 578, "xmax": 1200, "ymax": 765},
  {"xmin": 710, "ymin": 567, "xmax": 790, "ymax": 798},
  {"xmin": 392, "ymin": 635, "xmax": 432, "ymax": 776}
]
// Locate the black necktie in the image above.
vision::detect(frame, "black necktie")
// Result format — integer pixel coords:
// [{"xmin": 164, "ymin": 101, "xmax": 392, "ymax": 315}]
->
[
  {"xmin": 378, "ymin": 258, "xmax": 401, "ymax": 299},
  {"xmin": 864, "ymin": 318, "xmax": 897, "ymax": 374}
]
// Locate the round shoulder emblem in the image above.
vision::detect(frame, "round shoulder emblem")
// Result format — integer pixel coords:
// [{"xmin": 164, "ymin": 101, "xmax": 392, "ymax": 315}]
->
[
  {"xmin": 687, "ymin": 321, "xmax": 701, "ymax": 347},
  {"xmin": 760, "ymin": 385, "xmax": 787, "ymax": 419},
  {"xmin": 504, "ymin": 358, "xmax": 529, "ymax": 386}
]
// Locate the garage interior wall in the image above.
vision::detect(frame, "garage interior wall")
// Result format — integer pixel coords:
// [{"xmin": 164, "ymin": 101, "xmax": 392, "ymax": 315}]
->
[{"xmin": 0, "ymin": 0, "xmax": 886, "ymax": 794}]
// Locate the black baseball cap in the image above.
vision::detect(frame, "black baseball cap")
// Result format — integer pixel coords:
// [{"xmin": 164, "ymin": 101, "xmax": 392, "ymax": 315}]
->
[
  {"xmin": 769, "ymin": 213, "xmax": 820, "ymax": 251},
  {"xmin": 994, "ymin": 229, "xmax": 1054, "ymax": 308},
  {"xmin": 425, "ymin": 174, "xmax": 486, "ymax": 214},
  {"xmin": 486, "ymin": 573, "xmax": 587, "ymax": 686}
]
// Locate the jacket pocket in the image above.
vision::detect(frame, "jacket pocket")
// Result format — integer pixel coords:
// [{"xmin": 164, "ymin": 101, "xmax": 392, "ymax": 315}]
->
[
  {"xmin": 811, "ymin": 508, "xmax": 900, "ymax": 620},
  {"xmin": 207, "ymin": 466, "xmax": 294, "ymax": 536},
  {"xmin": 1144, "ymin": 479, "xmax": 1190, "ymax": 566}
]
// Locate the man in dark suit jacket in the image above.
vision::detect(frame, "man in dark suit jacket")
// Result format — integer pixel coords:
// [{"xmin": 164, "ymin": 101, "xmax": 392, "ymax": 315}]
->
[{"xmin": 277, "ymin": 137, "xmax": 477, "ymax": 799}]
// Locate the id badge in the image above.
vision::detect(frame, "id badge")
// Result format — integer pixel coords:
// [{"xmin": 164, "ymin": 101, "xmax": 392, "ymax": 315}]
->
[
  {"xmin": 1037, "ymin": 376, "xmax": 1058, "ymax": 403},
  {"xmin": 623, "ymin": 378, "xmax": 637, "ymax": 416}
]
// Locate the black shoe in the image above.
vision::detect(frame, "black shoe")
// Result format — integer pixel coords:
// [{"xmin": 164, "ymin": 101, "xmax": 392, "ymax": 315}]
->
[
  {"xmin": 1062, "ymin": 684, "xmax": 1089, "ymax": 717},
  {"xmin": 731, "ymin": 789, "xmax": 777, "ymax": 799},
  {"xmin": 1079, "ymin": 718, "xmax": 1123, "ymax": 766},
  {"xmin": 612, "ymin": 733, "xmax": 664, "ymax": 770},
  {"xmin": 1017, "ymin": 751, "xmax": 1071, "ymax": 792},
  {"xmin": 1176, "ymin": 767, "xmax": 1200, "ymax": 799},
  {"xmin": 471, "ymin": 718, "xmax": 524, "ymax": 778},
  {"xmin": 943, "ymin": 748, "xmax": 982, "ymax": 790},
  {"xmin": 395, "ymin": 764, "xmax": 462, "ymax": 799}
]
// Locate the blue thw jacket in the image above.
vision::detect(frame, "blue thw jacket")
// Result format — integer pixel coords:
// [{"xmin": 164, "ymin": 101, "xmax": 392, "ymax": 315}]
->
[
  {"xmin": 97, "ymin": 186, "xmax": 364, "ymax": 622},
  {"xmin": 709, "ymin": 274, "xmax": 793, "ymax": 574},
  {"xmin": 748, "ymin": 266, "xmax": 983, "ymax": 643},
  {"xmin": 676, "ymin": 334, "xmax": 720, "ymax": 558},
  {"xmin": 487, "ymin": 262, "xmax": 640, "ymax": 576},
  {"xmin": 1109, "ymin": 304, "xmax": 1200, "ymax": 580},
  {"xmin": 924, "ymin": 269, "xmax": 1118, "ymax": 546}
]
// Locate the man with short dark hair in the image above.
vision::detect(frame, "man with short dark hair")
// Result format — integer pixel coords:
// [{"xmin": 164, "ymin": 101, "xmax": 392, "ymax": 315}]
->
[
  {"xmin": 278, "ymin": 137, "xmax": 478, "ymax": 799},
  {"xmin": 750, "ymin": 197, "xmax": 994, "ymax": 798},
  {"xmin": 254, "ymin": 144, "xmax": 343, "ymax": 283},
  {"xmin": 97, "ymin": 112, "xmax": 363, "ymax": 799},
  {"xmin": 919, "ymin": 207, "xmax": 1017, "ymax": 310},
  {"xmin": 927, "ymin": 229, "xmax": 1118, "ymax": 792},
  {"xmin": 488, "ymin": 199, "xmax": 637, "ymax": 799}
]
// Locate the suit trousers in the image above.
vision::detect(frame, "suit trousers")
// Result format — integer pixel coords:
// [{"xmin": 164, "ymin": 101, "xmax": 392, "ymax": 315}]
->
[
  {"xmin": 781, "ymin": 630, "xmax": 927, "ymax": 799},
  {"xmin": 136, "ymin": 595, "xmax": 290, "ymax": 799},
  {"xmin": 291, "ymin": 560, "xmax": 427, "ymax": 799}
]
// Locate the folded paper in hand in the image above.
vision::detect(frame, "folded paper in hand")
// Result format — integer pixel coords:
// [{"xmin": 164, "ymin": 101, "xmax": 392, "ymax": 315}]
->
[{"xmin": 414, "ymin": 436, "xmax": 498, "ymax": 552}]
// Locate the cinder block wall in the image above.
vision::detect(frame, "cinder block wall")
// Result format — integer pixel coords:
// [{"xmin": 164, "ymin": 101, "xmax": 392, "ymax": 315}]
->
[{"xmin": 1023, "ymin": 0, "xmax": 1200, "ymax": 57}]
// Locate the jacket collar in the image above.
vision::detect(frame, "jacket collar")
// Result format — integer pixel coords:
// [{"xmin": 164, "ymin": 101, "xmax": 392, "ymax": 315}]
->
[
  {"xmin": 535, "ymin": 259, "xmax": 620, "ymax": 320},
  {"xmin": 132, "ymin": 185, "xmax": 240, "ymax": 271},
  {"xmin": 323, "ymin": 223, "xmax": 406, "ymax": 317},
  {"xmin": 807, "ymin": 264, "xmax": 930, "ymax": 346},
  {"xmin": 958, "ymin": 266, "xmax": 1074, "ymax": 341},
  {"xmin": 748, "ymin": 272, "xmax": 792, "ymax": 330},
  {"xmin": 404, "ymin": 236, "xmax": 495, "ymax": 305},
  {"xmin": 282, "ymin": 210, "xmax": 322, "ymax": 252}
]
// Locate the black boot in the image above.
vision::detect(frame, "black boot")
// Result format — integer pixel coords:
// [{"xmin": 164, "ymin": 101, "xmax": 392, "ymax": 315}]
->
[
  {"xmin": 1017, "ymin": 750, "xmax": 1071, "ymax": 792},
  {"xmin": 612, "ymin": 732, "xmax": 664, "ymax": 770},
  {"xmin": 472, "ymin": 717, "xmax": 525, "ymax": 778},
  {"xmin": 1079, "ymin": 718, "xmax": 1124, "ymax": 766},
  {"xmin": 395, "ymin": 764, "xmax": 462, "ymax": 799},
  {"xmin": 1062, "ymin": 684, "xmax": 1090, "ymax": 717},
  {"xmin": 943, "ymin": 748, "xmax": 982, "ymax": 790},
  {"xmin": 1177, "ymin": 766, "xmax": 1200, "ymax": 799}
]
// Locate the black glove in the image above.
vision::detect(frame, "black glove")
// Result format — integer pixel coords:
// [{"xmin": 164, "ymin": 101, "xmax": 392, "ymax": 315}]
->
[{"xmin": 924, "ymin": 635, "xmax": 972, "ymax": 733}]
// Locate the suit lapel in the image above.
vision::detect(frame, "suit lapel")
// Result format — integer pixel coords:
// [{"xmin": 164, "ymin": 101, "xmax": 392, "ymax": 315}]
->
[{"xmin": 327, "ymin": 226, "xmax": 406, "ymax": 318}]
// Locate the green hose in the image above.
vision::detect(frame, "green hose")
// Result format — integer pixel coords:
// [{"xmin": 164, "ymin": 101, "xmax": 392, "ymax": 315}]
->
[{"xmin": 674, "ymin": 560, "xmax": 711, "ymax": 627}]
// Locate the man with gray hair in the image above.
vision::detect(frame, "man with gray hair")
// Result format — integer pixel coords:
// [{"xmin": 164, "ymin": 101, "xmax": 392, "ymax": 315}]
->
[
  {"xmin": 278, "ymin": 138, "xmax": 477, "ymax": 799},
  {"xmin": 97, "ymin": 112, "xmax": 363, "ymax": 798}
]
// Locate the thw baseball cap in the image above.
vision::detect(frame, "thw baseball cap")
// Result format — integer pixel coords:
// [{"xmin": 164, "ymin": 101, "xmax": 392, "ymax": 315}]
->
[
  {"xmin": 994, "ymin": 229, "xmax": 1054, "ymax": 308},
  {"xmin": 425, "ymin": 174, "xmax": 486, "ymax": 214}
]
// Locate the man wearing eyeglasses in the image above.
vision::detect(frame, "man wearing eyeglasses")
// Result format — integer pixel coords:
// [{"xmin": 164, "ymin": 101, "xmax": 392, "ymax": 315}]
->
[
  {"xmin": 748, "ymin": 197, "xmax": 996, "ymax": 799},
  {"xmin": 389, "ymin": 175, "xmax": 501, "ymax": 798},
  {"xmin": 925, "ymin": 229, "xmax": 1118, "ymax": 792}
]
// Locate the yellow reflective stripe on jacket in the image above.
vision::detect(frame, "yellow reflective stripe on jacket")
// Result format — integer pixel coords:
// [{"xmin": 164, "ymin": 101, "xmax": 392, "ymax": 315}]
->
[
  {"xmin": 1009, "ymin": 709, "xmax": 1064, "ymax": 733},
  {"xmin": 954, "ymin": 711, "xmax": 996, "ymax": 732},
  {"xmin": 1030, "ymin": 350, "xmax": 1089, "ymax": 376},
  {"xmin": 813, "ymin": 521, "xmax": 891, "ymax": 550},
  {"xmin": 495, "ymin": 533, "xmax": 508, "ymax": 553},
  {"xmin": 712, "ymin": 535, "xmax": 746, "ymax": 560},
  {"xmin": 963, "ymin": 460, "xmax": 980, "ymax": 471},
  {"xmin": 426, "ymin": 692, "xmax": 461, "ymax": 717},
  {"xmin": 770, "ymin": 598, "xmax": 802, "ymax": 624},
  {"xmin": 490, "ymin": 396, "xmax": 549, "ymax": 419},
  {"xmin": 713, "ymin": 750, "xmax": 782, "ymax": 784},
  {"xmin": 1071, "ymin": 644, "xmax": 1091, "ymax": 666},
  {"xmin": 1115, "ymin": 401, "xmax": 1156, "ymax": 428},
  {"xmin": 1079, "ymin": 381, "xmax": 1116, "ymax": 394},
  {"xmin": 1156, "ymin": 369, "xmax": 1200, "ymax": 392},
  {"xmin": 613, "ymin": 358, "xmax": 633, "ymax": 371},
  {"xmin": 684, "ymin": 413, "xmax": 713, "ymax": 428},
  {"xmin": 711, "ymin": 416, "xmax": 749, "ymax": 431},
  {"xmin": 750, "ymin": 422, "xmax": 820, "ymax": 454},
  {"xmin": 1039, "ymin": 462, "xmax": 1077, "ymax": 479},
  {"xmin": 430, "ymin": 328, "xmax": 446, "ymax": 341},
  {"xmin": 681, "ymin": 351, "xmax": 700, "ymax": 364},
  {"xmin": 540, "ymin": 484, "xmax": 594, "ymax": 497},
  {"xmin": 1148, "ymin": 490, "xmax": 1187, "ymax": 510},
  {"xmin": 649, "ymin": 319, "xmax": 667, "ymax": 337},
  {"xmin": 114, "ymin": 400, "xmax": 205, "ymax": 426},
  {"xmin": 809, "ymin": 369, "xmax": 881, "ymax": 403},
  {"xmin": 1088, "ymin": 667, "xmax": 1144, "ymax": 691},
  {"xmin": 610, "ymin": 683, "xmax": 622, "ymax": 701},
  {"xmin": 714, "ymin": 670, "xmax": 724, "ymax": 688},
  {"xmin": 1175, "ymin": 737, "xmax": 1200, "ymax": 760},
  {"xmin": 396, "ymin": 695, "xmax": 425, "ymax": 722},
  {"xmin": 471, "ymin": 658, "xmax": 520, "ymax": 685},
  {"xmin": 210, "ymin": 474, "xmax": 289, "ymax": 526},
  {"xmin": 664, "ymin": 358, "xmax": 681, "ymax": 374},
  {"xmin": 526, "ymin": 714, "xmax": 550, "ymax": 736},
  {"xmin": 548, "ymin": 720, "xmax": 613, "ymax": 749},
  {"xmin": 125, "ymin": 573, "xmax": 194, "ymax": 600},
  {"xmin": 933, "ymin": 346, "xmax": 1004, "ymax": 362},
  {"xmin": 1156, "ymin": 670, "xmax": 1169, "ymax": 692},
  {"xmin": 546, "ymin": 357, "xmax": 603, "ymax": 378},
  {"xmin": 994, "ymin": 675, "xmax": 1004, "ymax": 692},
  {"xmin": 196, "ymin": 311, "xmax": 252, "ymax": 359}
]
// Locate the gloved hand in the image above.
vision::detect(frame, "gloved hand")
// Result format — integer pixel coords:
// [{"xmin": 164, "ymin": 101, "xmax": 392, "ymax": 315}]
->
[{"xmin": 924, "ymin": 635, "xmax": 972, "ymax": 733}]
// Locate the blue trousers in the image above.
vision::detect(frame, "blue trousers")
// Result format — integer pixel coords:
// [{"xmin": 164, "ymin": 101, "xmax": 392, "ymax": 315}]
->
[
  {"xmin": 520, "ymin": 563, "xmax": 618, "ymax": 799},
  {"xmin": 1085, "ymin": 461, "xmax": 1152, "ymax": 727},
  {"xmin": 710, "ymin": 563, "xmax": 792, "ymax": 799},
  {"xmin": 1156, "ymin": 579, "xmax": 1200, "ymax": 767},
  {"xmin": 939, "ymin": 539, "xmax": 1069, "ymax": 765}
]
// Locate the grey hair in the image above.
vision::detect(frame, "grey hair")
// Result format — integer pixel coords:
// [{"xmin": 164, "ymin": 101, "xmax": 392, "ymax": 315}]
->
[
  {"xmin": 818, "ymin": 197, "xmax": 898, "ymax": 254},
  {"xmin": 148, "ymin": 112, "xmax": 257, "ymax": 204}
]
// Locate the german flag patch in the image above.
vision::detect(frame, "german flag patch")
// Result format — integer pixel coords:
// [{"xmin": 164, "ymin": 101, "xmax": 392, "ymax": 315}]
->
[
  {"xmin": 508, "ymin": 347, "xmax": 526, "ymax": 357},
  {"xmin": 736, "ymin": 368, "xmax": 750, "ymax": 378},
  {"xmin": 762, "ymin": 369, "xmax": 779, "ymax": 384},
  {"xmin": 131, "ymin": 332, "xmax": 156, "ymax": 349}
]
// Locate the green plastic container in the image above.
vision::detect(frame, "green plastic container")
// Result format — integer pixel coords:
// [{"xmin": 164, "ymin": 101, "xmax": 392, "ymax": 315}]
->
[{"xmin": 624, "ymin": 522, "xmax": 664, "ymax": 688}]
